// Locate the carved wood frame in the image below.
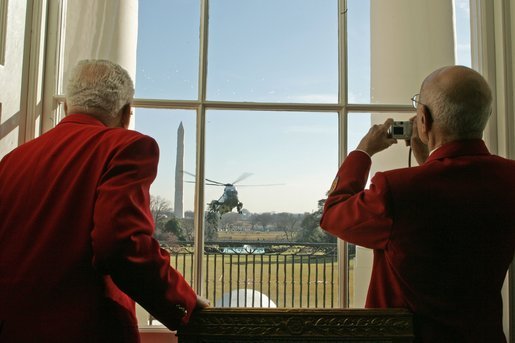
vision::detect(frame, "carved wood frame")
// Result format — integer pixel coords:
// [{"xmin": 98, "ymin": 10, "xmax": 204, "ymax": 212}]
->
[{"xmin": 177, "ymin": 308, "xmax": 413, "ymax": 342}]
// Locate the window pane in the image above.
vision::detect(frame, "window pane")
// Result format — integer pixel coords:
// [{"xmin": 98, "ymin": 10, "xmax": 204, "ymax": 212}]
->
[
  {"xmin": 348, "ymin": 0, "xmax": 455, "ymax": 104},
  {"xmin": 347, "ymin": 111, "xmax": 414, "ymax": 308},
  {"xmin": 454, "ymin": 0, "xmax": 471, "ymax": 66},
  {"xmin": 202, "ymin": 110, "xmax": 338, "ymax": 308},
  {"xmin": 347, "ymin": 1, "xmax": 371, "ymax": 104},
  {"xmin": 135, "ymin": 0, "xmax": 200, "ymax": 99},
  {"xmin": 207, "ymin": 0, "xmax": 338, "ymax": 103},
  {"xmin": 132, "ymin": 109, "xmax": 196, "ymax": 327}
]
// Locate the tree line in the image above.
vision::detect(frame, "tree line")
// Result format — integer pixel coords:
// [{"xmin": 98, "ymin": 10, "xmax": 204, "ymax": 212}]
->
[{"xmin": 150, "ymin": 196, "xmax": 335, "ymax": 245}]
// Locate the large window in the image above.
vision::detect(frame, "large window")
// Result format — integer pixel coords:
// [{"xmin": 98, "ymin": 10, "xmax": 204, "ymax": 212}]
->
[
  {"xmin": 134, "ymin": 1, "xmax": 340, "ymax": 326},
  {"xmin": 53, "ymin": 0, "xmax": 471, "ymax": 328}
]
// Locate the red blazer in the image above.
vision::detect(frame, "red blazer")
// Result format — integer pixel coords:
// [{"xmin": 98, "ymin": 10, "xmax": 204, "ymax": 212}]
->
[
  {"xmin": 0, "ymin": 114, "xmax": 197, "ymax": 342},
  {"xmin": 321, "ymin": 139, "xmax": 515, "ymax": 342}
]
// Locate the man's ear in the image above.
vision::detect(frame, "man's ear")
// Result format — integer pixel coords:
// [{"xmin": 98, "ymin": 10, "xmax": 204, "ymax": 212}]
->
[
  {"xmin": 120, "ymin": 104, "xmax": 132, "ymax": 129},
  {"xmin": 420, "ymin": 105, "xmax": 433, "ymax": 133}
]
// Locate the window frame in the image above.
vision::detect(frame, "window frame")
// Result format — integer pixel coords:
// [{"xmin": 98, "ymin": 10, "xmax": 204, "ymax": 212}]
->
[{"xmin": 129, "ymin": 0, "xmax": 414, "ymax": 307}]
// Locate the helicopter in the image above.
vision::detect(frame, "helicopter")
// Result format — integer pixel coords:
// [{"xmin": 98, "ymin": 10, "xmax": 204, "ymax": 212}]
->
[
  {"xmin": 184, "ymin": 171, "xmax": 282, "ymax": 217},
  {"xmin": 206, "ymin": 175, "xmax": 248, "ymax": 216}
]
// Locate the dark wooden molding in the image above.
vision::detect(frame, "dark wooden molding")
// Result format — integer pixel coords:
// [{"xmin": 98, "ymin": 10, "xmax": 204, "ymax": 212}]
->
[{"xmin": 177, "ymin": 308, "xmax": 413, "ymax": 342}]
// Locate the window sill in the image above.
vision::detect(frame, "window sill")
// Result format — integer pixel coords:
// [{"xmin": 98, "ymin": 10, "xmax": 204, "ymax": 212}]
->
[{"xmin": 139, "ymin": 328, "xmax": 176, "ymax": 343}]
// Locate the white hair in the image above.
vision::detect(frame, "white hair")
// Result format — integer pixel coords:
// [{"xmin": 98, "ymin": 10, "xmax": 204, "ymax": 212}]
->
[
  {"xmin": 65, "ymin": 60, "xmax": 134, "ymax": 118},
  {"xmin": 423, "ymin": 67, "xmax": 492, "ymax": 139},
  {"xmin": 429, "ymin": 93, "xmax": 490, "ymax": 138}
]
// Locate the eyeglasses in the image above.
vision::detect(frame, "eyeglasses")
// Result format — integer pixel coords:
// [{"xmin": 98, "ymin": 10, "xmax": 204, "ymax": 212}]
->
[{"xmin": 411, "ymin": 94, "xmax": 426, "ymax": 109}]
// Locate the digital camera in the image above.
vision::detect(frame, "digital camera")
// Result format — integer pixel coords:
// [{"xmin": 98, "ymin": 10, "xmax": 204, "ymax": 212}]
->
[{"xmin": 389, "ymin": 121, "xmax": 412, "ymax": 140}]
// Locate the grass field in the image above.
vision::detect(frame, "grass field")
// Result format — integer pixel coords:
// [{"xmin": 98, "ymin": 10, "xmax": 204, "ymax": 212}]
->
[
  {"xmin": 203, "ymin": 253, "xmax": 339, "ymax": 308},
  {"xmin": 169, "ymin": 252, "xmax": 354, "ymax": 308}
]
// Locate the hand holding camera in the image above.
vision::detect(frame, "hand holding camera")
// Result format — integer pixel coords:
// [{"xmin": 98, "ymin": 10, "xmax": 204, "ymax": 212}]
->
[
  {"xmin": 356, "ymin": 117, "xmax": 430, "ymax": 164},
  {"xmin": 356, "ymin": 118, "xmax": 398, "ymax": 156}
]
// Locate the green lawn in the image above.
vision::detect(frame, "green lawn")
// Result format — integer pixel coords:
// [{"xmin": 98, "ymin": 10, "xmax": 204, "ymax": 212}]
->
[{"xmin": 169, "ymin": 253, "xmax": 355, "ymax": 308}]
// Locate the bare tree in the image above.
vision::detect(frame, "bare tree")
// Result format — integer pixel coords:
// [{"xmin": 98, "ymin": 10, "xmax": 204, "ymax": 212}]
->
[
  {"xmin": 276, "ymin": 212, "xmax": 300, "ymax": 242},
  {"xmin": 150, "ymin": 195, "xmax": 172, "ymax": 234},
  {"xmin": 219, "ymin": 212, "xmax": 240, "ymax": 231},
  {"xmin": 184, "ymin": 210, "xmax": 194, "ymax": 219},
  {"xmin": 249, "ymin": 213, "xmax": 261, "ymax": 230},
  {"xmin": 257, "ymin": 212, "xmax": 274, "ymax": 230}
]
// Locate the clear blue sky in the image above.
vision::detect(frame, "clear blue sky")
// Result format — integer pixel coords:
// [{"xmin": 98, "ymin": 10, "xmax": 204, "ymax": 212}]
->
[{"xmin": 133, "ymin": 0, "xmax": 470, "ymax": 214}]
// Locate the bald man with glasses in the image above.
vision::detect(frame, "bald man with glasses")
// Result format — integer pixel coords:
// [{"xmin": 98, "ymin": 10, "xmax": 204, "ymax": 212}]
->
[{"xmin": 321, "ymin": 65, "xmax": 515, "ymax": 342}]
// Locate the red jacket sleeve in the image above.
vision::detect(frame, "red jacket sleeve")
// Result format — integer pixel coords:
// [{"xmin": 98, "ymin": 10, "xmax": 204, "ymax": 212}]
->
[
  {"xmin": 91, "ymin": 134, "xmax": 197, "ymax": 329},
  {"xmin": 320, "ymin": 150, "xmax": 393, "ymax": 250}
]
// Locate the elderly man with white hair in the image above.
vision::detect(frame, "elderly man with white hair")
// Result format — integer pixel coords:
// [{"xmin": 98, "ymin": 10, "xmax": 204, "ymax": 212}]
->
[{"xmin": 0, "ymin": 60, "xmax": 209, "ymax": 342}]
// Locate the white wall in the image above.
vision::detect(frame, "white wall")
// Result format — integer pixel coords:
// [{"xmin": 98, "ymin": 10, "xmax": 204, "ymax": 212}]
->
[{"xmin": 352, "ymin": 0, "xmax": 455, "ymax": 308}]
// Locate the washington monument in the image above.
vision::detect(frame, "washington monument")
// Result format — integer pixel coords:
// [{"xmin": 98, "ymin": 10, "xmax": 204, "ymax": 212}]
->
[{"xmin": 174, "ymin": 122, "xmax": 184, "ymax": 218}]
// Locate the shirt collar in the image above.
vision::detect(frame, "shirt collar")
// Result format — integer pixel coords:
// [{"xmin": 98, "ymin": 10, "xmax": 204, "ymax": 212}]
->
[
  {"xmin": 426, "ymin": 139, "xmax": 490, "ymax": 163},
  {"xmin": 58, "ymin": 113, "xmax": 107, "ymax": 127}
]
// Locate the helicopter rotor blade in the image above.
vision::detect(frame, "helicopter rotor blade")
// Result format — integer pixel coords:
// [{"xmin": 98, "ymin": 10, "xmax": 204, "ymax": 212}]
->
[
  {"xmin": 205, "ymin": 182, "xmax": 226, "ymax": 186},
  {"xmin": 236, "ymin": 183, "xmax": 285, "ymax": 187},
  {"xmin": 182, "ymin": 170, "xmax": 197, "ymax": 178},
  {"xmin": 185, "ymin": 179, "xmax": 226, "ymax": 186},
  {"xmin": 183, "ymin": 170, "xmax": 226, "ymax": 185},
  {"xmin": 183, "ymin": 170, "xmax": 276, "ymax": 187},
  {"xmin": 205, "ymin": 178, "xmax": 226, "ymax": 186},
  {"xmin": 232, "ymin": 172, "xmax": 253, "ymax": 185}
]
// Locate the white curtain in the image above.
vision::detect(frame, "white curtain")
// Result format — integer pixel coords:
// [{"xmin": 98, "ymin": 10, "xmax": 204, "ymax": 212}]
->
[{"xmin": 62, "ymin": 0, "xmax": 138, "ymax": 90}]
